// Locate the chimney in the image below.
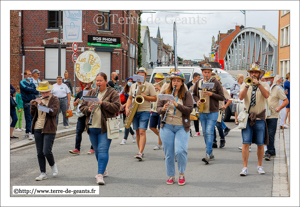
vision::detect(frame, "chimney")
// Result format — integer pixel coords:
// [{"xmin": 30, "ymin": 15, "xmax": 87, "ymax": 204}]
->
[
  {"xmin": 262, "ymin": 25, "xmax": 266, "ymax": 30},
  {"xmin": 235, "ymin": 25, "xmax": 239, "ymax": 30}
]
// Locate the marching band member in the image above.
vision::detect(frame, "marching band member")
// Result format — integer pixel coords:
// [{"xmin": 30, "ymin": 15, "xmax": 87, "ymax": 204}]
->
[
  {"xmin": 157, "ymin": 71, "xmax": 193, "ymax": 186},
  {"xmin": 212, "ymin": 74, "xmax": 232, "ymax": 148},
  {"xmin": 80, "ymin": 72, "xmax": 121, "ymax": 185},
  {"xmin": 239, "ymin": 63, "xmax": 270, "ymax": 176},
  {"xmin": 125, "ymin": 68, "xmax": 157, "ymax": 161},
  {"xmin": 263, "ymin": 72, "xmax": 289, "ymax": 161},
  {"xmin": 30, "ymin": 81, "xmax": 59, "ymax": 181},
  {"xmin": 150, "ymin": 73, "xmax": 164, "ymax": 150},
  {"xmin": 193, "ymin": 63, "xmax": 225, "ymax": 164}
]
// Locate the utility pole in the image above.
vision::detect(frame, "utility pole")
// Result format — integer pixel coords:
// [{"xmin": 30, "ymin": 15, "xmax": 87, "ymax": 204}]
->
[{"xmin": 58, "ymin": 10, "xmax": 62, "ymax": 76}]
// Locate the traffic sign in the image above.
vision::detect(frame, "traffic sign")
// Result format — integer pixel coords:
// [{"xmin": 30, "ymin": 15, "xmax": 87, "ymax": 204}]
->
[
  {"xmin": 72, "ymin": 42, "xmax": 78, "ymax": 53},
  {"xmin": 72, "ymin": 52, "xmax": 78, "ymax": 63}
]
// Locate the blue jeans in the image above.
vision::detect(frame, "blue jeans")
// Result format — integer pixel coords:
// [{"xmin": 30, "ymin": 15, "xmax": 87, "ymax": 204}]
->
[
  {"xmin": 34, "ymin": 129, "xmax": 56, "ymax": 173},
  {"xmin": 221, "ymin": 120, "xmax": 227, "ymax": 130},
  {"xmin": 56, "ymin": 97, "xmax": 69, "ymax": 126},
  {"xmin": 132, "ymin": 111, "xmax": 151, "ymax": 130},
  {"xmin": 75, "ymin": 117, "xmax": 93, "ymax": 151},
  {"xmin": 88, "ymin": 128, "xmax": 112, "ymax": 174},
  {"xmin": 23, "ymin": 102, "xmax": 32, "ymax": 133},
  {"xmin": 199, "ymin": 112, "xmax": 219, "ymax": 155},
  {"xmin": 266, "ymin": 118, "xmax": 278, "ymax": 155},
  {"xmin": 242, "ymin": 119, "xmax": 265, "ymax": 145},
  {"xmin": 123, "ymin": 114, "xmax": 134, "ymax": 140},
  {"xmin": 10, "ymin": 109, "xmax": 18, "ymax": 128},
  {"xmin": 160, "ymin": 124, "xmax": 189, "ymax": 176},
  {"xmin": 213, "ymin": 122, "xmax": 225, "ymax": 143}
]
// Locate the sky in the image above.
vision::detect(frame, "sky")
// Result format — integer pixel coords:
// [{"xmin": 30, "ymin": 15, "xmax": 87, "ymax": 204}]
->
[{"xmin": 141, "ymin": 10, "xmax": 279, "ymax": 60}]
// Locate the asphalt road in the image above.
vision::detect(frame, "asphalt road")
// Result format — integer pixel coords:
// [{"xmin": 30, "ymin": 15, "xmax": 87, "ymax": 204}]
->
[{"xmin": 10, "ymin": 120, "xmax": 274, "ymax": 197}]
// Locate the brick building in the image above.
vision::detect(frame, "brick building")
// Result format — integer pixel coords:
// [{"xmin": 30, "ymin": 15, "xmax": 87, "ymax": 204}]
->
[
  {"xmin": 212, "ymin": 25, "xmax": 243, "ymax": 66},
  {"xmin": 11, "ymin": 10, "xmax": 140, "ymax": 92},
  {"xmin": 277, "ymin": 10, "xmax": 290, "ymax": 76},
  {"xmin": 10, "ymin": 10, "xmax": 20, "ymax": 89}
]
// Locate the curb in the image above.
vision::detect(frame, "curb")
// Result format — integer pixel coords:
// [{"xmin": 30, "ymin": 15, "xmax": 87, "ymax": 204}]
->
[{"xmin": 10, "ymin": 127, "xmax": 77, "ymax": 150}]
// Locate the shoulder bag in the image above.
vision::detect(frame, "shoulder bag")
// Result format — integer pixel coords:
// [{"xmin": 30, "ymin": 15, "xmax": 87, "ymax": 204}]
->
[{"xmin": 101, "ymin": 107, "xmax": 120, "ymax": 139}]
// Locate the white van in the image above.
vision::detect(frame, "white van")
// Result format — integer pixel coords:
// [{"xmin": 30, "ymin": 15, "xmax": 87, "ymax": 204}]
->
[{"xmin": 149, "ymin": 66, "xmax": 203, "ymax": 84}]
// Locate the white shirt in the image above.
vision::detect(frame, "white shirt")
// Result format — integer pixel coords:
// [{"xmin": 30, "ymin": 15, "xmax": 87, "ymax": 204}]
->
[{"xmin": 51, "ymin": 83, "xmax": 70, "ymax": 98}]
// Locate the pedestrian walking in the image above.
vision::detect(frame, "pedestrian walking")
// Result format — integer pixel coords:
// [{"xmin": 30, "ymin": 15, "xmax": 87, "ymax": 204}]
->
[
  {"xmin": 186, "ymin": 72, "xmax": 201, "ymax": 137},
  {"xmin": 283, "ymin": 72, "xmax": 290, "ymax": 128},
  {"xmin": 150, "ymin": 73, "xmax": 164, "ymax": 150},
  {"xmin": 69, "ymin": 82, "xmax": 94, "ymax": 155},
  {"xmin": 108, "ymin": 72, "xmax": 121, "ymax": 93},
  {"xmin": 193, "ymin": 63, "xmax": 225, "ymax": 164},
  {"xmin": 212, "ymin": 74, "xmax": 232, "ymax": 148},
  {"xmin": 80, "ymin": 72, "xmax": 121, "ymax": 185},
  {"xmin": 51, "ymin": 76, "xmax": 71, "ymax": 129},
  {"xmin": 150, "ymin": 61, "xmax": 154, "ymax": 69},
  {"xmin": 20, "ymin": 70, "xmax": 39, "ymax": 140},
  {"xmin": 157, "ymin": 71, "xmax": 193, "ymax": 185},
  {"xmin": 62, "ymin": 71, "xmax": 73, "ymax": 96},
  {"xmin": 262, "ymin": 72, "xmax": 289, "ymax": 161},
  {"xmin": 14, "ymin": 86, "xmax": 24, "ymax": 132},
  {"xmin": 238, "ymin": 63, "xmax": 270, "ymax": 176},
  {"xmin": 275, "ymin": 75, "xmax": 287, "ymax": 129},
  {"xmin": 230, "ymin": 74, "xmax": 244, "ymax": 125},
  {"xmin": 10, "ymin": 84, "xmax": 19, "ymax": 139},
  {"xmin": 119, "ymin": 76, "xmax": 136, "ymax": 145},
  {"xmin": 31, "ymin": 69, "xmax": 41, "ymax": 97},
  {"xmin": 30, "ymin": 81, "xmax": 60, "ymax": 181},
  {"xmin": 125, "ymin": 68, "xmax": 156, "ymax": 161}
]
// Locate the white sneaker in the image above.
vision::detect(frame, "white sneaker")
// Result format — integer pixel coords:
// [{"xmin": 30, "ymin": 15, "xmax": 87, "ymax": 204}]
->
[
  {"xmin": 120, "ymin": 139, "xmax": 127, "ymax": 145},
  {"xmin": 96, "ymin": 174, "xmax": 105, "ymax": 185},
  {"xmin": 14, "ymin": 128, "xmax": 22, "ymax": 132},
  {"xmin": 257, "ymin": 166, "xmax": 265, "ymax": 174},
  {"xmin": 25, "ymin": 133, "xmax": 29, "ymax": 138},
  {"xmin": 240, "ymin": 167, "xmax": 248, "ymax": 176},
  {"xmin": 238, "ymin": 146, "xmax": 251, "ymax": 152},
  {"xmin": 51, "ymin": 163, "xmax": 58, "ymax": 177},
  {"xmin": 153, "ymin": 144, "xmax": 162, "ymax": 150},
  {"xmin": 21, "ymin": 128, "xmax": 26, "ymax": 131},
  {"xmin": 28, "ymin": 132, "xmax": 34, "ymax": 140},
  {"xmin": 132, "ymin": 134, "xmax": 136, "ymax": 143},
  {"xmin": 65, "ymin": 126, "xmax": 69, "ymax": 129},
  {"xmin": 35, "ymin": 173, "xmax": 47, "ymax": 181}
]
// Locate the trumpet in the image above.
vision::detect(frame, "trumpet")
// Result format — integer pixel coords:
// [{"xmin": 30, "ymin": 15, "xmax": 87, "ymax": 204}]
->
[{"xmin": 245, "ymin": 77, "xmax": 253, "ymax": 86}]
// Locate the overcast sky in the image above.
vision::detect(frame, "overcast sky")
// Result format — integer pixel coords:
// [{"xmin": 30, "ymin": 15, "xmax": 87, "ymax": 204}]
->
[{"xmin": 141, "ymin": 10, "xmax": 279, "ymax": 60}]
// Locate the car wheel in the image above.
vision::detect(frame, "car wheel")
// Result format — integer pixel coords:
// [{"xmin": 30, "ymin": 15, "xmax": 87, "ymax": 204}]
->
[{"xmin": 223, "ymin": 107, "xmax": 231, "ymax": 122}]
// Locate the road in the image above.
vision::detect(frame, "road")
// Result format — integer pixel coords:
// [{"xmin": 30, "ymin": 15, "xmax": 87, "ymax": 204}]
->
[{"xmin": 10, "ymin": 119, "xmax": 275, "ymax": 197}]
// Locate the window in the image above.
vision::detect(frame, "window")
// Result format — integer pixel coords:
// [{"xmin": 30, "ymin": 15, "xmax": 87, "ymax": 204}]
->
[
  {"xmin": 45, "ymin": 48, "xmax": 66, "ymax": 79},
  {"xmin": 97, "ymin": 11, "xmax": 110, "ymax": 31},
  {"xmin": 280, "ymin": 25, "xmax": 290, "ymax": 47},
  {"xmin": 281, "ymin": 10, "xmax": 290, "ymax": 17},
  {"xmin": 280, "ymin": 60, "xmax": 290, "ymax": 78},
  {"xmin": 48, "ymin": 11, "xmax": 63, "ymax": 29}
]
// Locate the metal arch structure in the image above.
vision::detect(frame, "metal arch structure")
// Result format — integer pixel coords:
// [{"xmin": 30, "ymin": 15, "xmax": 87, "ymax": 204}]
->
[{"xmin": 224, "ymin": 27, "xmax": 278, "ymax": 74}]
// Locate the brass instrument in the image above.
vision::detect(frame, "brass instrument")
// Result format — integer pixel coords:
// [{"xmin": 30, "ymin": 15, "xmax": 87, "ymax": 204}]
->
[
  {"xmin": 29, "ymin": 96, "xmax": 49, "ymax": 105},
  {"xmin": 198, "ymin": 76, "xmax": 209, "ymax": 113},
  {"xmin": 245, "ymin": 77, "xmax": 253, "ymax": 86},
  {"xmin": 124, "ymin": 83, "xmax": 147, "ymax": 129},
  {"xmin": 153, "ymin": 79, "xmax": 165, "ymax": 87}
]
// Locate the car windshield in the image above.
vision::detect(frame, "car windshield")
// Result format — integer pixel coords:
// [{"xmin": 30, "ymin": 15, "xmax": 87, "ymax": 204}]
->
[
  {"xmin": 151, "ymin": 73, "xmax": 191, "ymax": 85},
  {"xmin": 218, "ymin": 73, "xmax": 236, "ymax": 89}
]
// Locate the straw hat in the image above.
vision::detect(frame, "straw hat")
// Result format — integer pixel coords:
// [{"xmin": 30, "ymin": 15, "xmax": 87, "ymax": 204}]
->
[
  {"xmin": 154, "ymin": 73, "xmax": 165, "ymax": 79},
  {"xmin": 136, "ymin": 67, "xmax": 148, "ymax": 76},
  {"xmin": 247, "ymin": 63, "xmax": 264, "ymax": 73},
  {"xmin": 36, "ymin": 81, "xmax": 53, "ymax": 92},
  {"xmin": 169, "ymin": 71, "xmax": 186, "ymax": 81},
  {"xmin": 262, "ymin": 71, "xmax": 275, "ymax": 79}
]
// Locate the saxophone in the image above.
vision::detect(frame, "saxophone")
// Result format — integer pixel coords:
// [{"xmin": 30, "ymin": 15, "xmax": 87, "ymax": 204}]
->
[
  {"xmin": 124, "ymin": 83, "xmax": 147, "ymax": 129},
  {"xmin": 198, "ymin": 76, "xmax": 209, "ymax": 113}
]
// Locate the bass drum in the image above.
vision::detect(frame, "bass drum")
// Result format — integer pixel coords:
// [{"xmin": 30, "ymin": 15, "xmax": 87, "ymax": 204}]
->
[{"xmin": 75, "ymin": 51, "xmax": 101, "ymax": 83}]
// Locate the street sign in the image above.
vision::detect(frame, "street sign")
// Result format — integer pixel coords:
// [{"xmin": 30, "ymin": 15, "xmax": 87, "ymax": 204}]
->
[
  {"xmin": 72, "ymin": 52, "xmax": 78, "ymax": 63},
  {"xmin": 72, "ymin": 42, "xmax": 78, "ymax": 53}
]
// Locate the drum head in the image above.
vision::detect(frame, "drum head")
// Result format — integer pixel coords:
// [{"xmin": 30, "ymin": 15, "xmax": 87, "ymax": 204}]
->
[{"xmin": 75, "ymin": 51, "xmax": 101, "ymax": 83}]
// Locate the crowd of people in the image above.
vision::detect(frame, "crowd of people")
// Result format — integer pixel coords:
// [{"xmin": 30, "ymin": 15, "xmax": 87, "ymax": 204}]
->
[{"xmin": 10, "ymin": 64, "xmax": 290, "ymax": 185}]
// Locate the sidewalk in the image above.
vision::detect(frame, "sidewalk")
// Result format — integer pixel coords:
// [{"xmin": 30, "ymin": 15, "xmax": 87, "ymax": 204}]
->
[{"xmin": 10, "ymin": 97, "xmax": 78, "ymax": 150}]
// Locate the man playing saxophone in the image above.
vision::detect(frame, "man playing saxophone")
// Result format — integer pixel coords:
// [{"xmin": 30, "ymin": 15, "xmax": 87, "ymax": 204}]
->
[
  {"xmin": 125, "ymin": 68, "xmax": 157, "ymax": 160},
  {"xmin": 193, "ymin": 63, "xmax": 224, "ymax": 164}
]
